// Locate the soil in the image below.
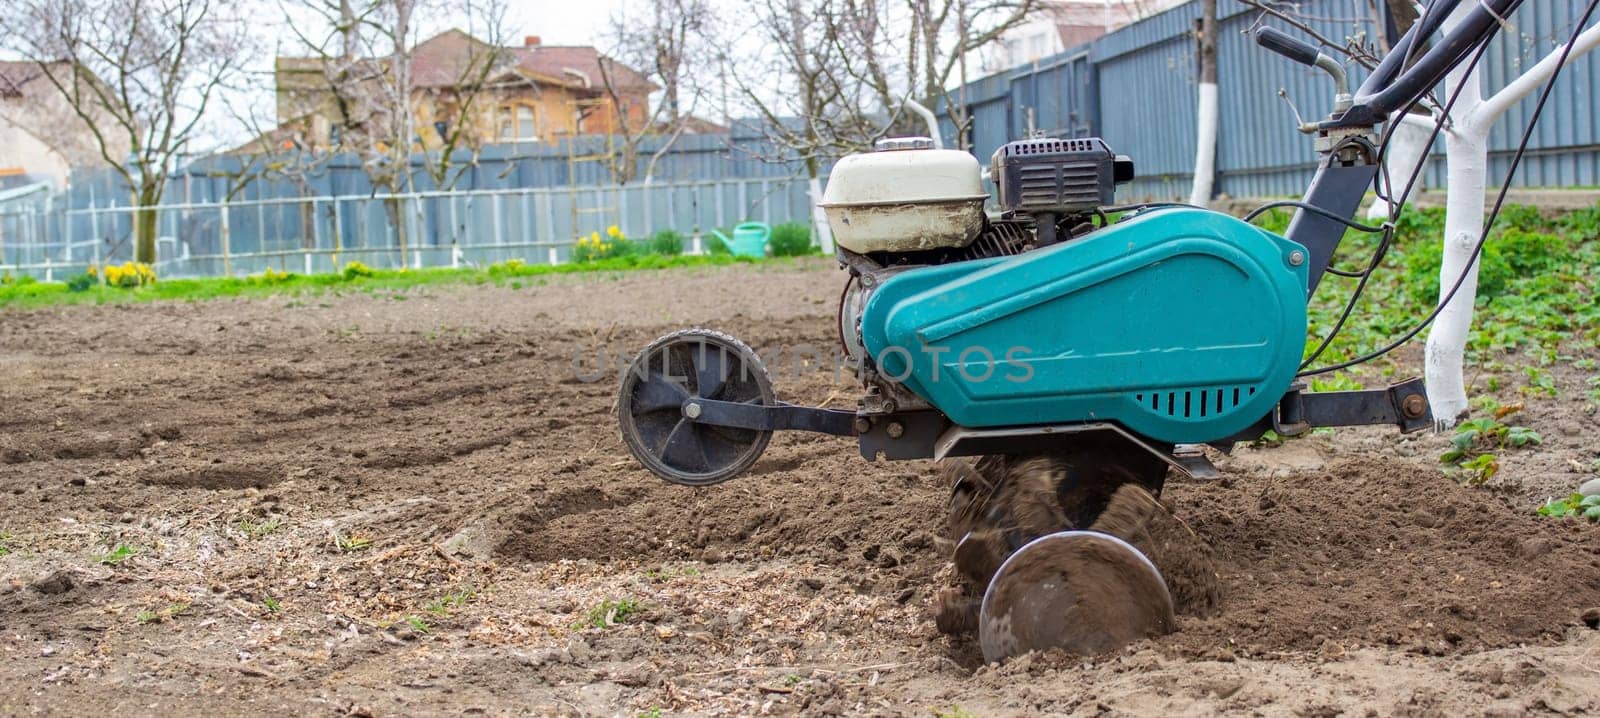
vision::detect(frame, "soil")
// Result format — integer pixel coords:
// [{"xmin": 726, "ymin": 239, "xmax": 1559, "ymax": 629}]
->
[{"xmin": 1, "ymin": 259, "xmax": 1598, "ymax": 716}]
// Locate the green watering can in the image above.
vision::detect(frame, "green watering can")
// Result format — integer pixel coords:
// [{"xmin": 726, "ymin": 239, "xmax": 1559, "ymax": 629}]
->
[{"xmin": 711, "ymin": 222, "xmax": 771, "ymax": 257}]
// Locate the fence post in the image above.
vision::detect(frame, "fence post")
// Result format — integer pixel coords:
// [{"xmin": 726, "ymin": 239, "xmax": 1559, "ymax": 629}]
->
[
  {"xmin": 220, "ymin": 196, "xmax": 232, "ymax": 277},
  {"xmin": 307, "ymin": 198, "xmax": 319, "ymax": 275},
  {"xmin": 331, "ymin": 199, "xmax": 343, "ymax": 269}
]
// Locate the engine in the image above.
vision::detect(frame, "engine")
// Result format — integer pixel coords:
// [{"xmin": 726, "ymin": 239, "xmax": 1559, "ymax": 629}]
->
[
  {"xmin": 822, "ymin": 135, "xmax": 1311, "ymax": 444},
  {"xmin": 824, "ymin": 136, "xmax": 1136, "ymax": 410}
]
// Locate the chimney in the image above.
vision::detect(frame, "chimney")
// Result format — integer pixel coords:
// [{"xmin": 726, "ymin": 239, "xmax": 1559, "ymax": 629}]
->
[{"xmin": 524, "ymin": 35, "xmax": 541, "ymax": 47}]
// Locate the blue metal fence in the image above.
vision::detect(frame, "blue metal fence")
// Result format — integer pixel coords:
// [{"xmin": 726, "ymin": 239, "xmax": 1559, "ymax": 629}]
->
[{"xmin": 937, "ymin": 0, "xmax": 1600, "ymax": 200}]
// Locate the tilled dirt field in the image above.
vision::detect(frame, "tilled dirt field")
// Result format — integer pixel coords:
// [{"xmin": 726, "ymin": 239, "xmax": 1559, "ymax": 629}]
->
[{"xmin": 1, "ymin": 259, "xmax": 1597, "ymax": 716}]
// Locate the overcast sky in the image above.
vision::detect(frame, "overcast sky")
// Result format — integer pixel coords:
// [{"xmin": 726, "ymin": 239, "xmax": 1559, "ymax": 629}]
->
[{"xmin": 504, "ymin": 0, "xmax": 626, "ymax": 46}]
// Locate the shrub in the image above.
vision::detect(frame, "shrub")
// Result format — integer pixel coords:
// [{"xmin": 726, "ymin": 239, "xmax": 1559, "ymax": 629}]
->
[
  {"xmin": 342, "ymin": 261, "xmax": 375, "ymax": 280},
  {"xmin": 572, "ymin": 226, "xmax": 634, "ymax": 262},
  {"xmin": 768, "ymin": 222, "xmax": 815, "ymax": 256},
  {"xmin": 249, "ymin": 267, "xmax": 293, "ymax": 286},
  {"xmin": 647, "ymin": 229, "xmax": 685, "ymax": 256},
  {"xmin": 97, "ymin": 262, "xmax": 156, "ymax": 289},
  {"xmin": 65, "ymin": 272, "xmax": 96, "ymax": 292},
  {"xmin": 706, "ymin": 229, "xmax": 731, "ymax": 256}
]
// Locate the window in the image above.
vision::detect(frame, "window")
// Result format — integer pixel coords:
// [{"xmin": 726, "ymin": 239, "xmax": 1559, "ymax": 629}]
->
[{"xmin": 498, "ymin": 104, "xmax": 538, "ymax": 142}]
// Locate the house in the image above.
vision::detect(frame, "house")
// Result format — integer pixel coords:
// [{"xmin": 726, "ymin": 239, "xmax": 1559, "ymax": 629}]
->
[
  {"xmin": 0, "ymin": 61, "xmax": 127, "ymax": 187},
  {"xmin": 984, "ymin": 0, "xmax": 1189, "ymax": 72},
  {"xmin": 271, "ymin": 30, "xmax": 660, "ymax": 152}
]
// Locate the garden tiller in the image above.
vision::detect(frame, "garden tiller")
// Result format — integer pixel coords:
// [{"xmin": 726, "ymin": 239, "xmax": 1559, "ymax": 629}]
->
[{"xmin": 616, "ymin": 0, "xmax": 1565, "ymax": 662}]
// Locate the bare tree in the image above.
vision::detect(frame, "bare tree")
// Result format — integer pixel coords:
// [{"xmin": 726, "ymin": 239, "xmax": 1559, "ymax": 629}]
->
[
  {"xmin": 596, "ymin": 0, "xmax": 715, "ymax": 184},
  {"xmin": 280, "ymin": 0, "xmax": 511, "ymax": 265},
  {"xmin": 724, "ymin": 0, "xmax": 1034, "ymax": 251},
  {"xmin": 1, "ymin": 0, "xmax": 251, "ymax": 264}
]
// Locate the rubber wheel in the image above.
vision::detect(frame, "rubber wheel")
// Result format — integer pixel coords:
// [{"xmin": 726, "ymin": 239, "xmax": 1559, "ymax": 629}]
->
[
  {"xmin": 978, "ymin": 530, "xmax": 1174, "ymax": 663},
  {"xmin": 616, "ymin": 329, "xmax": 775, "ymax": 486}
]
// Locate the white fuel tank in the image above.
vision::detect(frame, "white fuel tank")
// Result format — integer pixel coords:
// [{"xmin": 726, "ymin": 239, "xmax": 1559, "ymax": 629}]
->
[{"xmin": 820, "ymin": 138, "xmax": 987, "ymax": 254}]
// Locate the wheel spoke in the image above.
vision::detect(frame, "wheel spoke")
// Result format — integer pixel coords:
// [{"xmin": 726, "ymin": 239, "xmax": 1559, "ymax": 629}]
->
[
  {"xmin": 658, "ymin": 418, "xmax": 706, "ymax": 471},
  {"xmin": 632, "ymin": 371, "xmax": 690, "ymax": 413},
  {"xmin": 693, "ymin": 343, "xmax": 728, "ymax": 399}
]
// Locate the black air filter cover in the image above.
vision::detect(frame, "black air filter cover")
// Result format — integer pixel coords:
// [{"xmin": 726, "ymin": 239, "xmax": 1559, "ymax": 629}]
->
[{"xmin": 991, "ymin": 137, "xmax": 1135, "ymax": 214}]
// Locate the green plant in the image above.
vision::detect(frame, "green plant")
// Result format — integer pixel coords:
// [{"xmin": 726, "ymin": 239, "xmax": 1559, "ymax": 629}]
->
[
  {"xmin": 263, "ymin": 596, "xmax": 282, "ymax": 613},
  {"xmin": 637, "ymin": 709, "xmax": 663, "ymax": 718},
  {"xmin": 334, "ymin": 533, "xmax": 372, "ymax": 552},
  {"xmin": 97, "ymin": 543, "xmax": 139, "ymax": 565},
  {"xmin": 342, "ymin": 261, "xmax": 376, "ymax": 280},
  {"xmin": 406, "ymin": 615, "xmax": 430, "ymax": 633},
  {"xmin": 576, "ymin": 598, "xmax": 640, "ymax": 629},
  {"xmin": 647, "ymin": 229, "xmax": 685, "ymax": 256},
  {"xmin": 572, "ymin": 226, "xmax": 634, "ymax": 262},
  {"xmin": 0, "ymin": 532, "xmax": 13, "ymax": 556},
  {"xmin": 65, "ymin": 271, "xmax": 97, "ymax": 292},
  {"xmin": 1309, "ymin": 373, "xmax": 1361, "ymax": 392},
  {"xmin": 426, "ymin": 588, "xmax": 476, "ymax": 616},
  {"xmin": 768, "ymin": 222, "xmax": 816, "ymax": 256},
  {"xmin": 1440, "ymin": 413, "xmax": 1542, "ymax": 484},
  {"xmin": 931, "ymin": 706, "xmax": 978, "ymax": 718},
  {"xmin": 238, "ymin": 517, "xmax": 283, "ymax": 538},
  {"xmin": 1520, "ymin": 366, "xmax": 1557, "ymax": 397},
  {"xmin": 136, "ymin": 602, "xmax": 191, "ymax": 624},
  {"xmin": 1537, "ymin": 493, "xmax": 1600, "ymax": 521},
  {"xmin": 249, "ymin": 267, "xmax": 293, "ymax": 286}
]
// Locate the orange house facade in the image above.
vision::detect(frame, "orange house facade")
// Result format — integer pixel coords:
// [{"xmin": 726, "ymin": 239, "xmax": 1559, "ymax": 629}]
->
[{"xmin": 271, "ymin": 30, "xmax": 655, "ymax": 152}]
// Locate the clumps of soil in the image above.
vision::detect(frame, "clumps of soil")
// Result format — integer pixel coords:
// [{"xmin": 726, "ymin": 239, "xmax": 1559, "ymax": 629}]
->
[{"xmin": 1163, "ymin": 457, "xmax": 1600, "ymax": 657}]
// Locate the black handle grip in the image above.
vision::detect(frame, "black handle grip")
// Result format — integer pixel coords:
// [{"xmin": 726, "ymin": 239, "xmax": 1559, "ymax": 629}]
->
[{"xmin": 1254, "ymin": 26, "xmax": 1320, "ymax": 66}]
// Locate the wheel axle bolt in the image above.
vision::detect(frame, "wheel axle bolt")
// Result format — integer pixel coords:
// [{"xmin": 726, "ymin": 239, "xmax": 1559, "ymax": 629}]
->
[
  {"xmin": 684, "ymin": 402, "xmax": 702, "ymax": 419},
  {"xmin": 1288, "ymin": 250, "xmax": 1305, "ymax": 266},
  {"xmin": 886, "ymin": 421, "xmax": 905, "ymax": 439},
  {"xmin": 1402, "ymin": 394, "xmax": 1426, "ymax": 418},
  {"xmin": 853, "ymin": 417, "xmax": 871, "ymax": 434}
]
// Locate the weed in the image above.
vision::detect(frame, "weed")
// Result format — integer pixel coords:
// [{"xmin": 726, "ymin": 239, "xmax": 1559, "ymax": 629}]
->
[
  {"xmin": 637, "ymin": 709, "xmax": 663, "ymax": 718},
  {"xmin": 0, "ymin": 532, "xmax": 13, "ymax": 557},
  {"xmin": 334, "ymin": 533, "xmax": 372, "ymax": 552},
  {"xmin": 1520, "ymin": 366, "xmax": 1557, "ymax": 397},
  {"xmin": 97, "ymin": 543, "xmax": 139, "ymax": 565},
  {"xmin": 1309, "ymin": 373, "xmax": 1361, "ymax": 392},
  {"xmin": 575, "ymin": 598, "xmax": 640, "ymax": 629},
  {"xmin": 644, "ymin": 565, "xmax": 701, "ymax": 582},
  {"xmin": 426, "ymin": 588, "xmax": 476, "ymax": 616},
  {"xmin": 136, "ymin": 602, "xmax": 191, "ymax": 625},
  {"xmin": 238, "ymin": 516, "xmax": 284, "ymax": 539},
  {"xmin": 932, "ymin": 706, "xmax": 978, "ymax": 718},
  {"xmin": 1440, "ymin": 411, "xmax": 1542, "ymax": 484},
  {"xmin": 405, "ymin": 615, "xmax": 431, "ymax": 633},
  {"xmin": 783, "ymin": 673, "xmax": 802, "ymax": 686},
  {"xmin": 1537, "ymin": 493, "xmax": 1600, "ymax": 521}
]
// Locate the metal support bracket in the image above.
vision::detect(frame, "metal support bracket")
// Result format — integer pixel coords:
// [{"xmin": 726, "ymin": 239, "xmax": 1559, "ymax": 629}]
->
[
  {"xmin": 684, "ymin": 398, "xmax": 858, "ymax": 436},
  {"xmin": 1273, "ymin": 377, "xmax": 1432, "ymax": 437}
]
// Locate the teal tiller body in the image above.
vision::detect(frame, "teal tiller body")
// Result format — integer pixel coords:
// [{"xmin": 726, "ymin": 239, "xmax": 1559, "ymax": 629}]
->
[{"xmin": 860, "ymin": 207, "xmax": 1310, "ymax": 444}]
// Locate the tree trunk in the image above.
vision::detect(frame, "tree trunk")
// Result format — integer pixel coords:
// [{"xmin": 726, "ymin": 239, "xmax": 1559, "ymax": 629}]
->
[
  {"xmin": 1188, "ymin": 0, "xmax": 1219, "ymax": 207},
  {"xmin": 1366, "ymin": 117, "xmax": 1432, "ymax": 220},
  {"xmin": 1425, "ymin": 5, "xmax": 1488, "ymax": 430},
  {"xmin": 134, "ymin": 183, "xmax": 161, "ymax": 264},
  {"xmin": 805, "ymin": 157, "xmax": 834, "ymax": 253}
]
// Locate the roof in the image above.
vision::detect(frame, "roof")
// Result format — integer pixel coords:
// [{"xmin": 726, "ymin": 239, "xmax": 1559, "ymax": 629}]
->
[
  {"xmin": 278, "ymin": 30, "xmax": 657, "ymax": 95},
  {"xmin": 512, "ymin": 44, "xmax": 656, "ymax": 93},
  {"xmin": 0, "ymin": 60, "xmax": 54, "ymax": 99}
]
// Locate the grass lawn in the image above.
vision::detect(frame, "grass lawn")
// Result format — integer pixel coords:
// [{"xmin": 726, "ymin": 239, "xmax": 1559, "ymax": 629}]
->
[{"xmin": 0, "ymin": 254, "xmax": 787, "ymax": 310}]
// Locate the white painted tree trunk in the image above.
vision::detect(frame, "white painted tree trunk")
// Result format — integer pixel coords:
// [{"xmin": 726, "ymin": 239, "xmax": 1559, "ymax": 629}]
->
[
  {"xmin": 808, "ymin": 176, "xmax": 835, "ymax": 253},
  {"xmin": 1424, "ymin": 9, "xmax": 1600, "ymax": 429},
  {"xmin": 1189, "ymin": 82, "xmax": 1219, "ymax": 207},
  {"xmin": 1366, "ymin": 116, "xmax": 1433, "ymax": 220}
]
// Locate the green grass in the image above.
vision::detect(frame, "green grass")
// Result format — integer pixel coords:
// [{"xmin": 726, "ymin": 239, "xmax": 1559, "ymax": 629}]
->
[
  {"xmin": 96, "ymin": 543, "xmax": 139, "ymax": 566},
  {"xmin": 0, "ymin": 532, "xmax": 14, "ymax": 557},
  {"xmin": 575, "ymin": 598, "xmax": 641, "ymax": 629},
  {"xmin": 1251, "ymin": 203, "xmax": 1600, "ymax": 390},
  {"xmin": 0, "ymin": 254, "xmax": 782, "ymax": 310}
]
